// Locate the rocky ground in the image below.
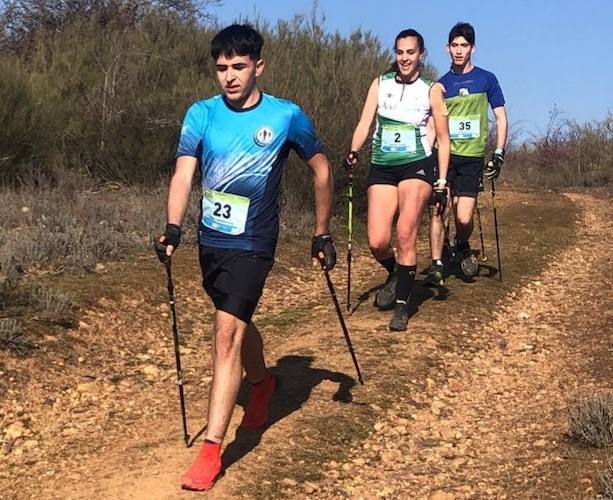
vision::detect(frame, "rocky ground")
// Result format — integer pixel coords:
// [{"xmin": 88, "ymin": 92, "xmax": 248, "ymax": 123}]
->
[{"xmin": 1, "ymin": 190, "xmax": 611, "ymax": 499}]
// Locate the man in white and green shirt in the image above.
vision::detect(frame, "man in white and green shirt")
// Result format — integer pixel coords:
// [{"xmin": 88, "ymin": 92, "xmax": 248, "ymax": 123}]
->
[{"xmin": 426, "ymin": 22, "xmax": 507, "ymax": 283}]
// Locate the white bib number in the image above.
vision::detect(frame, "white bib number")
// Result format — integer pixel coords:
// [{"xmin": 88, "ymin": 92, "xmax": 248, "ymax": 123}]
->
[
  {"xmin": 449, "ymin": 116, "xmax": 480, "ymax": 140},
  {"xmin": 381, "ymin": 124, "xmax": 417, "ymax": 153},
  {"xmin": 202, "ymin": 189, "xmax": 250, "ymax": 235}
]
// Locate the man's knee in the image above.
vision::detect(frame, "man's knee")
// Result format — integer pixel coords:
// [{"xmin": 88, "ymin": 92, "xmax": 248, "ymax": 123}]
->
[
  {"xmin": 368, "ymin": 237, "xmax": 391, "ymax": 257},
  {"xmin": 455, "ymin": 212, "xmax": 474, "ymax": 226},
  {"xmin": 214, "ymin": 321, "xmax": 244, "ymax": 360}
]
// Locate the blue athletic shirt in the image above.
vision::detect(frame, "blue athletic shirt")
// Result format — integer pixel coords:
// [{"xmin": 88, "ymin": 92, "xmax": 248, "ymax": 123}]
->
[
  {"xmin": 176, "ymin": 93, "xmax": 324, "ymax": 254},
  {"xmin": 438, "ymin": 66, "xmax": 505, "ymax": 157}
]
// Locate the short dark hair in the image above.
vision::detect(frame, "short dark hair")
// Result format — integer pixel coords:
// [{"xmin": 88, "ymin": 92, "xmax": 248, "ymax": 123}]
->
[
  {"xmin": 210, "ymin": 24, "xmax": 264, "ymax": 61},
  {"xmin": 448, "ymin": 22, "xmax": 475, "ymax": 45}
]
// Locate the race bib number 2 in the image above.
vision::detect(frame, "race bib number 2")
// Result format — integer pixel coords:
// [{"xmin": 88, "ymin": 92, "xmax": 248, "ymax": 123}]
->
[
  {"xmin": 381, "ymin": 123, "xmax": 417, "ymax": 153},
  {"xmin": 202, "ymin": 189, "xmax": 250, "ymax": 235},
  {"xmin": 450, "ymin": 116, "xmax": 480, "ymax": 140}
]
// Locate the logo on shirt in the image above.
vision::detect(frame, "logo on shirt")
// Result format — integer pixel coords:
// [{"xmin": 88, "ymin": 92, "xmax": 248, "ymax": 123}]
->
[
  {"xmin": 254, "ymin": 126, "xmax": 275, "ymax": 146},
  {"xmin": 459, "ymin": 88, "xmax": 470, "ymax": 96}
]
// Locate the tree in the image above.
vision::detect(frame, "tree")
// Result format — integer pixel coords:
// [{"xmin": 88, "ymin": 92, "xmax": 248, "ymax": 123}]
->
[{"xmin": 0, "ymin": 0, "xmax": 221, "ymax": 51}]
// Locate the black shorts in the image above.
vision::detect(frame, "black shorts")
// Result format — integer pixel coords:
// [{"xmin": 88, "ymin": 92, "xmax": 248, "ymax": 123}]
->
[
  {"xmin": 447, "ymin": 154, "xmax": 484, "ymax": 198},
  {"xmin": 367, "ymin": 154, "xmax": 436, "ymax": 187},
  {"xmin": 199, "ymin": 246, "xmax": 274, "ymax": 323}
]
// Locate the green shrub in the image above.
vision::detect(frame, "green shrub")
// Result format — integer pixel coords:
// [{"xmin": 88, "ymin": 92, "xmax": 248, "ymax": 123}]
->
[
  {"xmin": 0, "ymin": 8, "xmax": 435, "ymax": 202},
  {"xmin": 0, "ymin": 59, "xmax": 60, "ymax": 183}
]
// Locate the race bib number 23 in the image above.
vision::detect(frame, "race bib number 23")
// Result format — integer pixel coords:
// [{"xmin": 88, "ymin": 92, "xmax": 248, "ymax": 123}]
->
[{"xmin": 202, "ymin": 189, "xmax": 250, "ymax": 235}]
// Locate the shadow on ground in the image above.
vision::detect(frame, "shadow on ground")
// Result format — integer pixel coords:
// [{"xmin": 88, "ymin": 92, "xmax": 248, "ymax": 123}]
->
[{"xmin": 221, "ymin": 355, "xmax": 356, "ymax": 470}]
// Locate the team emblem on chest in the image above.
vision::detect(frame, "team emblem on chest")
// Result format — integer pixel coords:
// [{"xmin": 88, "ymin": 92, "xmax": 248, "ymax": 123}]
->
[{"xmin": 254, "ymin": 126, "xmax": 275, "ymax": 146}]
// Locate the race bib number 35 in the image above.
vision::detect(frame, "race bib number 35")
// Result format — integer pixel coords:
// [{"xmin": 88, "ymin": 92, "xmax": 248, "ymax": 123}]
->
[
  {"xmin": 449, "ymin": 116, "xmax": 480, "ymax": 140},
  {"xmin": 381, "ymin": 123, "xmax": 417, "ymax": 153},
  {"xmin": 202, "ymin": 189, "xmax": 250, "ymax": 235}
]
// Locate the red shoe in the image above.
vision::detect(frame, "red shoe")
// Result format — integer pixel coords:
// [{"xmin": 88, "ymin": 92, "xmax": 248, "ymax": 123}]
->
[
  {"xmin": 180, "ymin": 441, "xmax": 222, "ymax": 491},
  {"xmin": 240, "ymin": 372, "xmax": 276, "ymax": 430}
]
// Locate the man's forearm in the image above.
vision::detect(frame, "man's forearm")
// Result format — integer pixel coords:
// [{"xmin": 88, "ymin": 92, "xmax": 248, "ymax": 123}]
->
[
  {"xmin": 167, "ymin": 176, "xmax": 192, "ymax": 226},
  {"xmin": 167, "ymin": 158, "xmax": 197, "ymax": 226},
  {"xmin": 313, "ymin": 160, "xmax": 333, "ymax": 235},
  {"xmin": 494, "ymin": 107, "xmax": 508, "ymax": 150}
]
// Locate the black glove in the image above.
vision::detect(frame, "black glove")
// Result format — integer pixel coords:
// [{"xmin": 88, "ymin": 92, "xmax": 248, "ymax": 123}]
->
[
  {"xmin": 311, "ymin": 234, "xmax": 336, "ymax": 271},
  {"xmin": 484, "ymin": 148, "xmax": 505, "ymax": 181},
  {"xmin": 343, "ymin": 150, "xmax": 358, "ymax": 171},
  {"xmin": 154, "ymin": 223, "xmax": 181, "ymax": 263},
  {"xmin": 432, "ymin": 188, "xmax": 447, "ymax": 216}
]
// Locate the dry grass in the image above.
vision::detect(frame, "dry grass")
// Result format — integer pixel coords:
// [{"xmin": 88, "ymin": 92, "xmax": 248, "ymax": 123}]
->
[
  {"xmin": 30, "ymin": 286, "xmax": 77, "ymax": 327},
  {"xmin": 0, "ymin": 176, "xmax": 200, "ymax": 275},
  {"xmin": 568, "ymin": 392, "xmax": 613, "ymax": 448},
  {"xmin": 0, "ymin": 175, "xmax": 198, "ymax": 326},
  {"xmin": 600, "ymin": 456, "xmax": 613, "ymax": 499},
  {"xmin": 0, "ymin": 318, "xmax": 31, "ymax": 355}
]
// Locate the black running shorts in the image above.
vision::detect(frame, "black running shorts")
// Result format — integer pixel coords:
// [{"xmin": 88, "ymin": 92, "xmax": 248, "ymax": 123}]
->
[
  {"xmin": 447, "ymin": 154, "xmax": 484, "ymax": 198},
  {"xmin": 199, "ymin": 246, "xmax": 274, "ymax": 323},
  {"xmin": 367, "ymin": 154, "xmax": 436, "ymax": 187}
]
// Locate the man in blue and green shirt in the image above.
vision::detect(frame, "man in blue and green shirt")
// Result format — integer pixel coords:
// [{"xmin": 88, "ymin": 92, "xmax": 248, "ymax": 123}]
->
[
  {"xmin": 155, "ymin": 24, "xmax": 335, "ymax": 491},
  {"xmin": 426, "ymin": 22, "xmax": 508, "ymax": 283}
]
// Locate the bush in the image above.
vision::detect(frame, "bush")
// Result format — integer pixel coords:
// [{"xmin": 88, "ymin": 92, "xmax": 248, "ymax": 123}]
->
[
  {"xmin": 0, "ymin": 177, "xmax": 200, "ymax": 273},
  {"xmin": 0, "ymin": 318, "xmax": 30, "ymax": 354},
  {"xmin": 568, "ymin": 392, "xmax": 613, "ymax": 448},
  {"xmin": 0, "ymin": 59, "xmax": 60, "ymax": 183},
  {"xmin": 31, "ymin": 286, "xmax": 77, "ymax": 327},
  {"xmin": 505, "ymin": 110, "xmax": 613, "ymax": 191},
  {"xmin": 0, "ymin": 6, "xmax": 440, "ymax": 210}
]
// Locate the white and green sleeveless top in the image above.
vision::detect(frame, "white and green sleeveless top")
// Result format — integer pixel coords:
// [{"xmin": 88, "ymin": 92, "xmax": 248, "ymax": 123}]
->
[{"xmin": 371, "ymin": 71, "xmax": 433, "ymax": 166}]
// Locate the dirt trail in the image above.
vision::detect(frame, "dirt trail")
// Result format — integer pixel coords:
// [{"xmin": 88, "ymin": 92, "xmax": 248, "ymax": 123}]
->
[
  {"xmin": 308, "ymin": 193, "xmax": 613, "ymax": 499},
  {"xmin": 1, "ymin": 191, "xmax": 611, "ymax": 499}
]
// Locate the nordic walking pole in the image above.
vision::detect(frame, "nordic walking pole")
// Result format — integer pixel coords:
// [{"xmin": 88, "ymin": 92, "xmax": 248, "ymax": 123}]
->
[
  {"xmin": 318, "ymin": 252, "xmax": 364, "ymax": 385},
  {"xmin": 346, "ymin": 170, "xmax": 353, "ymax": 312},
  {"xmin": 164, "ymin": 259, "xmax": 190, "ymax": 446},
  {"xmin": 490, "ymin": 180, "xmax": 503, "ymax": 281}
]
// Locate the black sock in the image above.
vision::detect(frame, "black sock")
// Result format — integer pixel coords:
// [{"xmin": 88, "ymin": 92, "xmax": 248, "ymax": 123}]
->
[
  {"xmin": 456, "ymin": 239, "xmax": 469, "ymax": 251},
  {"xmin": 378, "ymin": 256, "xmax": 396, "ymax": 274},
  {"xmin": 395, "ymin": 264, "xmax": 416, "ymax": 303}
]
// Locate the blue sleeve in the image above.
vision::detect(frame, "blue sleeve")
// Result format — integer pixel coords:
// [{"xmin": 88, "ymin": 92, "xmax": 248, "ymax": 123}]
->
[
  {"xmin": 487, "ymin": 73, "xmax": 505, "ymax": 109},
  {"xmin": 287, "ymin": 105, "xmax": 324, "ymax": 160},
  {"xmin": 176, "ymin": 102, "xmax": 206, "ymax": 158}
]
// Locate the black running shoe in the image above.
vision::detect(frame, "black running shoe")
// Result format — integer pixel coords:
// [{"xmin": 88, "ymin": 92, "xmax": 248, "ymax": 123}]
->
[
  {"xmin": 374, "ymin": 272, "xmax": 397, "ymax": 309},
  {"xmin": 458, "ymin": 246, "xmax": 479, "ymax": 277},
  {"xmin": 423, "ymin": 263, "xmax": 445, "ymax": 288},
  {"xmin": 388, "ymin": 302, "xmax": 410, "ymax": 331}
]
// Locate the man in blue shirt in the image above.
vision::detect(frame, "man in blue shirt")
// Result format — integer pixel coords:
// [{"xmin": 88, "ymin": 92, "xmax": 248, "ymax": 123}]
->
[
  {"xmin": 156, "ymin": 24, "xmax": 336, "ymax": 491},
  {"xmin": 426, "ymin": 22, "xmax": 508, "ymax": 284}
]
